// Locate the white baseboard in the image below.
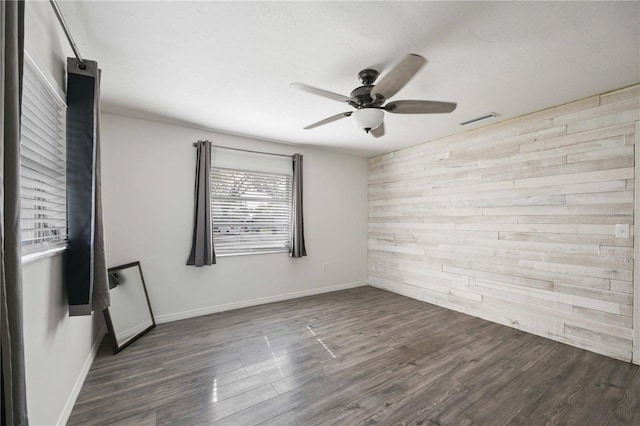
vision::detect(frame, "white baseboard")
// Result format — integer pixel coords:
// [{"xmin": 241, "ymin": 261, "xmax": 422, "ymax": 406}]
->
[
  {"xmin": 155, "ymin": 281, "xmax": 368, "ymax": 324},
  {"xmin": 57, "ymin": 325, "xmax": 106, "ymax": 426}
]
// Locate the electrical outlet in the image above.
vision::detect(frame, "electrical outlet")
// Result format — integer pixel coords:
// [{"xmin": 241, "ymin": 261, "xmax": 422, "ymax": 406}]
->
[
  {"xmin": 322, "ymin": 263, "xmax": 328, "ymax": 271},
  {"xmin": 615, "ymin": 224, "xmax": 629, "ymax": 239}
]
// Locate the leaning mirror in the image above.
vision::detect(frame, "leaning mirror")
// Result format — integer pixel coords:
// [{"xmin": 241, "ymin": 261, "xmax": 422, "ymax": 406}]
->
[{"xmin": 103, "ymin": 261, "xmax": 155, "ymax": 354}]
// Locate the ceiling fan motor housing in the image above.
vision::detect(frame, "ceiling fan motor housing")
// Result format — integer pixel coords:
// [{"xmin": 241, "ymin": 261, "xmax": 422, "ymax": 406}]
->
[{"xmin": 350, "ymin": 85, "xmax": 384, "ymax": 108}]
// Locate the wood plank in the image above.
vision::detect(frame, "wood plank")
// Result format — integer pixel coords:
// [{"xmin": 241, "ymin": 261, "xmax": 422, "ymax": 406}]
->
[
  {"xmin": 600, "ymin": 84, "xmax": 640, "ymax": 105},
  {"xmin": 514, "ymin": 167, "xmax": 634, "ymax": 189},
  {"xmin": 519, "ymin": 259, "xmax": 632, "ymax": 281},
  {"xmin": 566, "ymin": 190, "xmax": 633, "ymax": 205},
  {"xmin": 634, "ymin": 119, "xmax": 640, "ymax": 365},
  {"xmin": 473, "ymin": 278, "xmax": 620, "ymax": 315},
  {"xmin": 517, "ymin": 215, "xmax": 632, "ymax": 225},
  {"xmin": 519, "ymin": 122, "xmax": 634, "ymax": 153},
  {"xmin": 566, "ymin": 144, "xmax": 633, "ymax": 163},
  {"xmin": 567, "ymin": 110, "xmax": 640, "ymax": 135}
]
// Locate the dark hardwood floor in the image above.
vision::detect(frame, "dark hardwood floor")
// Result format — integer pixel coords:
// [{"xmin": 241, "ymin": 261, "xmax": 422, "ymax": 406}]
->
[{"xmin": 68, "ymin": 286, "xmax": 640, "ymax": 425}]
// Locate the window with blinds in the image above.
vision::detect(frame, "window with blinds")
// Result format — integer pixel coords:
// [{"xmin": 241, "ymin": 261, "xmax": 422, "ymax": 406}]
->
[
  {"xmin": 20, "ymin": 53, "xmax": 67, "ymax": 255},
  {"xmin": 211, "ymin": 167, "xmax": 292, "ymax": 255}
]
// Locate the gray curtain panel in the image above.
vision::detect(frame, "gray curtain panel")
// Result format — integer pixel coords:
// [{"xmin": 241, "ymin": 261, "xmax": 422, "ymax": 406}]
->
[
  {"xmin": 65, "ymin": 58, "xmax": 110, "ymax": 315},
  {"xmin": 187, "ymin": 140, "xmax": 215, "ymax": 266},
  {"xmin": 91, "ymin": 73, "xmax": 110, "ymax": 312},
  {"xmin": 290, "ymin": 153, "xmax": 307, "ymax": 258},
  {"xmin": 1, "ymin": 0, "xmax": 29, "ymax": 424}
]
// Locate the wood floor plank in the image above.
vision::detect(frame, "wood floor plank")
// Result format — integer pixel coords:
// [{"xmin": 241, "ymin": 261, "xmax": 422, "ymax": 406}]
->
[{"xmin": 67, "ymin": 286, "xmax": 640, "ymax": 425}]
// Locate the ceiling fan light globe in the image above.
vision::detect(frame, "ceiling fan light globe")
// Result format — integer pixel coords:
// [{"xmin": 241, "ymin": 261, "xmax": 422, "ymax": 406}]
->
[{"xmin": 352, "ymin": 108, "xmax": 384, "ymax": 133}]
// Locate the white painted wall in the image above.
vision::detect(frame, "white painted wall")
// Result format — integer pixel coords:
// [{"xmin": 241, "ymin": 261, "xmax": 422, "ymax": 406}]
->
[
  {"xmin": 100, "ymin": 113, "xmax": 369, "ymax": 322},
  {"xmin": 22, "ymin": 258, "xmax": 105, "ymax": 425},
  {"xmin": 22, "ymin": 3, "xmax": 105, "ymax": 425}
]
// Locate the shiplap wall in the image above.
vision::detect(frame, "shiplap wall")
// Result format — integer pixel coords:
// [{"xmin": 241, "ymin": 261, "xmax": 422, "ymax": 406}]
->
[{"xmin": 368, "ymin": 84, "xmax": 640, "ymax": 362}]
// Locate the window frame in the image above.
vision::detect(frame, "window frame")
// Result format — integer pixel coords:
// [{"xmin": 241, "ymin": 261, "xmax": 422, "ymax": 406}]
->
[
  {"xmin": 19, "ymin": 50, "xmax": 68, "ymax": 263},
  {"xmin": 210, "ymin": 164, "xmax": 293, "ymax": 257}
]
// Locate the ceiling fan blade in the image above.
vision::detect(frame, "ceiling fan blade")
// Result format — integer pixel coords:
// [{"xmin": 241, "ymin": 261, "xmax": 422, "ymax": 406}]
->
[
  {"xmin": 370, "ymin": 54, "xmax": 426, "ymax": 101},
  {"xmin": 370, "ymin": 121, "xmax": 385, "ymax": 138},
  {"xmin": 303, "ymin": 111, "xmax": 353, "ymax": 129},
  {"xmin": 385, "ymin": 100, "xmax": 457, "ymax": 114},
  {"xmin": 290, "ymin": 82, "xmax": 351, "ymax": 103}
]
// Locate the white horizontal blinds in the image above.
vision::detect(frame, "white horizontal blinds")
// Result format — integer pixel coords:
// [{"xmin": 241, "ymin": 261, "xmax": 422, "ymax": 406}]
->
[
  {"xmin": 20, "ymin": 54, "xmax": 67, "ymax": 253},
  {"xmin": 211, "ymin": 150, "xmax": 293, "ymax": 254}
]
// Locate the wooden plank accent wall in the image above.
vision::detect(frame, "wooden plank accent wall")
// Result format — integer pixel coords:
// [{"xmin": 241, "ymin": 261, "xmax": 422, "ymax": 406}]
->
[
  {"xmin": 368, "ymin": 84, "xmax": 640, "ymax": 363},
  {"xmin": 634, "ymin": 119, "xmax": 640, "ymax": 364}
]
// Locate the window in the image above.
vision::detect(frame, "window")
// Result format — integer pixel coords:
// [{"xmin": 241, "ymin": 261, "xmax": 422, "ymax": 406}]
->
[
  {"xmin": 19, "ymin": 52, "xmax": 67, "ymax": 256},
  {"xmin": 210, "ymin": 150, "xmax": 293, "ymax": 255}
]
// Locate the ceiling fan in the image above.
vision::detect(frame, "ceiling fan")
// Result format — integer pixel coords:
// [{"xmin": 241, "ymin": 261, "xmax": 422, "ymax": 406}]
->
[{"xmin": 291, "ymin": 54, "xmax": 457, "ymax": 138}]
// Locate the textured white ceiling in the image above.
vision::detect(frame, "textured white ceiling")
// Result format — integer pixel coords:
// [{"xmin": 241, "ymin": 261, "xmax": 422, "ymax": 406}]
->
[{"xmin": 58, "ymin": 1, "xmax": 640, "ymax": 157}]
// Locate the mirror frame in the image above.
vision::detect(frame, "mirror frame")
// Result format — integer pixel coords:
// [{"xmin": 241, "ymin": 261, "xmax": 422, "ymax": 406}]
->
[{"xmin": 103, "ymin": 261, "xmax": 156, "ymax": 354}]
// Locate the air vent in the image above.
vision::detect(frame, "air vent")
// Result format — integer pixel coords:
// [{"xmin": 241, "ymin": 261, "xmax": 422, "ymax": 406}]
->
[{"xmin": 460, "ymin": 113, "xmax": 499, "ymax": 126}]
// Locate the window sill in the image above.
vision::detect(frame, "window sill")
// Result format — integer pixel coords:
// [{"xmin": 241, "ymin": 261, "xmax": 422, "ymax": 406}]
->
[{"xmin": 21, "ymin": 246, "xmax": 66, "ymax": 265}]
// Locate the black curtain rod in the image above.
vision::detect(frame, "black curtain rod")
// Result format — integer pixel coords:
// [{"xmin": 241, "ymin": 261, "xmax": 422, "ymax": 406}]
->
[
  {"xmin": 193, "ymin": 141, "xmax": 293, "ymax": 159},
  {"xmin": 49, "ymin": 0, "xmax": 87, "ymax": 69}
]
